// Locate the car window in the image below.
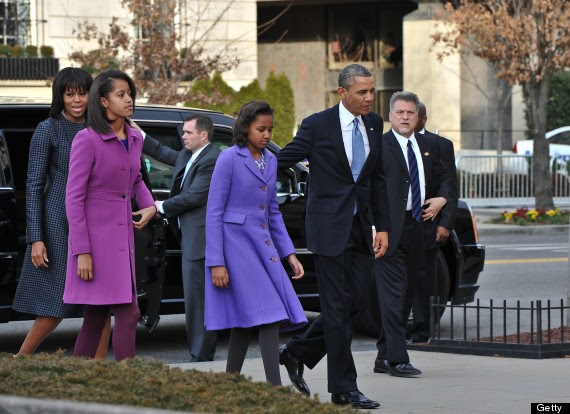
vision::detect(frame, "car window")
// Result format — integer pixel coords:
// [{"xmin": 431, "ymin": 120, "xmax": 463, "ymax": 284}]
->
[
  {"xmin": 553, "ymin": 132, "xmax": 570, "ymax": 146},
  {"xmin": 210, "ymin": 128, "xmax": 233, "ymax": 151},
  {"xmin": 141, "ymin": 126, "xmax": 181, "ymax": 190}
]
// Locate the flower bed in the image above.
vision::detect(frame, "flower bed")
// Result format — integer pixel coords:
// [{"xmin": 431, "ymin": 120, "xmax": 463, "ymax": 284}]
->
[{"xmin": 491, "ymin": 208, "xmax": 569, "ymax": 225}]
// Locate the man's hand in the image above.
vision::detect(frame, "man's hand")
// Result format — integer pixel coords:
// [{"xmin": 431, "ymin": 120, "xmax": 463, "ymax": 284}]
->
[
  {"xmin": 133, "ymin": 205, "xmax": 157, "ymax": 230},
  {"xmin": 77, "ymin": 253, "xmax": 93, "ymax": 281},
  {"xmin": 31, "ymin": 241, "xmax": 49, "ymax": 268},
  {"xmin": 436, "ymin": 226, "xmax": 450, "ymax": 244},
  {"xmin": 211, "ymin": 266, "xmax": 229, "ymax": 288},
  {"xmin": 373, "ymin": 231, "xmax": 389, "ymax": 259},
  {"xmin": 422, "ymin": 197, "xmax": 447, "ymax": 221}
]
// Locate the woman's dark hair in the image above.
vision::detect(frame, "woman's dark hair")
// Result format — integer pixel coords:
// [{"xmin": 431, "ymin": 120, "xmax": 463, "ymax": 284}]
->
[
  {"xmin": 232, "ymin": 100, "xmax": 274, "ymax": 147},
  {"xmin": 49, "ymin": 67, "xmax": 93, "ymax": 119},
  {"xmin": 87, "ymin": 69, "xmax": 137, "ymax": 134}
]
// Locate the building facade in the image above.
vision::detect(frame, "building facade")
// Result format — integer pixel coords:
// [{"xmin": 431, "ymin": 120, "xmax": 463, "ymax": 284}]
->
[{"xmin": 0, "ymin": 0, "xmax": 525, "ymax": 148}]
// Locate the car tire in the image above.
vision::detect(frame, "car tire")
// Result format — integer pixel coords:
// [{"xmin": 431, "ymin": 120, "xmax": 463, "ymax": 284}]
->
[{"xmin": 353, "ymin": 248, "xmax": 452, "ymax": 338}]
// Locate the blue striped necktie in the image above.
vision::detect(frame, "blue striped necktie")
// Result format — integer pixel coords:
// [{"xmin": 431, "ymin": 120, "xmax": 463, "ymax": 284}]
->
[{"xmin": 407, "ymin": 140, "xmax": 422, "ymax": 222}]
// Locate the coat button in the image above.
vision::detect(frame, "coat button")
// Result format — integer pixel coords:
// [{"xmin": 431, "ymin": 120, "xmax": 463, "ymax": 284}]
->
[
  {"xmin": 261, "ymin": 223, "xmax": 267, "ymax": 229},
  {"xmin": 265, "ymin": 240, "xmax": 271, "ymax": 245},
  {"xmin": 260, "ymin": 204, "xmax": 265, "ymax": 210},
  {"xmin": 271, "ymin": 256, "xmax": 277, "ymax": 262},
  {"xmin": 121, "ymin": 194, "xmax": 126, "ymax": 199},
  {"xmin": 261, "ymin": 185, "xmax": 267, "ymax": 191}
]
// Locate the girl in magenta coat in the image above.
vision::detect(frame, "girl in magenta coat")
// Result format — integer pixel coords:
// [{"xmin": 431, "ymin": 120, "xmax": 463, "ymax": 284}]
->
[
  {"xmin": 205, "ymin": 101, "xmax": 307, "ymax": 386},
  {"xmin": 64, "ymin": 70, "xmax": 156, "ymax": 361}
]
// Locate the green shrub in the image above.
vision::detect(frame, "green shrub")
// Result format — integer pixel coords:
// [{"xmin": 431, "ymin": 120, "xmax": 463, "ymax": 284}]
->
[
  {"xmin": 186, "ymin": 72, "xmax": 295, "ymax": 147},
  {"xmin": 25, "ymin": 45, "xmax": 38, "ymax": 57},
  {"xmin": 0, "ymin": 353, "xmax": 354, "ymax": 413},
  {"xmin": 0, "ymin": 44, "xmax": 11, "ymax": 57},
  {"xmin": 40, "ymin": 45, "xmax": 54, "ymax": 58},
  {"xmin": 264, "ymin": 72, "xmax": 295, "ymax": 148},
  {"xmin": 547, "ymin": 71, "xmax": 570, "ymax": 130},
  {"xmin": 10, "ymin": 45, "xmax": 24, "ymax": 57}
]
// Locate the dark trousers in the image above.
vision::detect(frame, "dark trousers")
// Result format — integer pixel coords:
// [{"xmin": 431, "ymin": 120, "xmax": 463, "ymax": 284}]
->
[
  {"xmin": 287, "ymin": 214, "xmax": 373, "ymax": 394},
  {"xmin": 375, "ymin": 215, "xmax": 424, "ymax": 363},
  {"xmin": 410, "ymin": 246, "xmax": 438, "ymax": 341},
  {"xmin": 182, "ymin": 256, "xmax": 217, "ymax": 361},
  {"xmin": 74, "ymin": 293, "xmax": 140, "ymax": 361}
]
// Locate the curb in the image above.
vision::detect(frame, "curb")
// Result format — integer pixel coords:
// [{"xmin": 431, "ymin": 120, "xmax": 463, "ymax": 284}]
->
[
  {"xmin": 477, "ymin": 224, "xmax": 569, "ymax": 236},
  {"xmin": 0, "ymin": 396, "xmax": 187, "ymax": 414}
]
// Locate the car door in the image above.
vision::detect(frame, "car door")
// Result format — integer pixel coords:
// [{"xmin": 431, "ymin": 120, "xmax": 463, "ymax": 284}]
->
[
  {"xmin": 0, "ymin": 129, "xmax": 20, "ymax": 323},
  {"xmin": 133, "ymin": 116, "xmax": 185, "ymax": 324}
]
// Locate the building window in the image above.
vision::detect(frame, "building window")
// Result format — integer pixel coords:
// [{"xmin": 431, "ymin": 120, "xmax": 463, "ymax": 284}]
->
[
  {"xmin": 328, "ymin": 4, "xmax": 376, "ymax": 70},
  {"xmin": 0, "ymin": 0, "xmax": 30, "ymax": 46}
]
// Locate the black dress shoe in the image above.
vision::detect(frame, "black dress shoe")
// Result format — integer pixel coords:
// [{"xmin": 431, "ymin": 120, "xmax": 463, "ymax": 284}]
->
[
  {"xmin": 279, "ymin": 345, "xmax": 310, "ymax": 396},
  {"xmin": 388, "ymin": 362, "xmax": 422, "ymax": 377},
  {"xmin": 331, "ymin": 390, "xmax": 380, "ymax": 409},
  {"xmin": 373, "ymin": 358, "xmax": 389, "ymax": 374}
]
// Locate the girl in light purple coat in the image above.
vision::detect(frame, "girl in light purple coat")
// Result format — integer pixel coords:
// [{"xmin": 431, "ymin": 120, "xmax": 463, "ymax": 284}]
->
[
  {"xmin": 64, "ymin": 70, "xmax": 156, "ymax": 361},
  {"xmin": 205, "ymin": 101, "xmax": 307, "ymax": 386}
]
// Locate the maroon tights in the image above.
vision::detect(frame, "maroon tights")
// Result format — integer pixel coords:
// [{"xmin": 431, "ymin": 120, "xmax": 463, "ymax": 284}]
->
[{"xmin": 73, "ymin": 295, "xmax": 140, "ymax": 361}]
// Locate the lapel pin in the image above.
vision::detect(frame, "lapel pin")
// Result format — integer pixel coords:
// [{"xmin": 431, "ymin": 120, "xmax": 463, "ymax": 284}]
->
[{"xmin": 424, "ymin": 152, "xmax": 430, "ymax": 156}]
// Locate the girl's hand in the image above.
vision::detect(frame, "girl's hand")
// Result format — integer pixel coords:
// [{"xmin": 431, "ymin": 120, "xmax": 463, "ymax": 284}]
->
[
  {"xmin": 31, "ymin": 241, "xmax": 49, "ymax": 268},
  {"xmin": 133, "ymin": 205, "xmax": 157, "ymax": 230},
  {"xmin": 77, "ymin": 253, "xmax": 93, "ymax": 281},
  {"xmin": 211, "ymin": 266, "xmax": 229, "ymax": 288},
  {"xmin": 287, "ymin": 254, "xmax": 304, "ymax": 280}
]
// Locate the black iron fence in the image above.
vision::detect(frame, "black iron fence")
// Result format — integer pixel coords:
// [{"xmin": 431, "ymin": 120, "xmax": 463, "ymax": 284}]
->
[
  {"xmin": 0, "ymin": 57, "xmax": 59, "ymax": 80},
  {"xmin": 407, "ymin": 297, "xmax": 570, "ymax": 358}
]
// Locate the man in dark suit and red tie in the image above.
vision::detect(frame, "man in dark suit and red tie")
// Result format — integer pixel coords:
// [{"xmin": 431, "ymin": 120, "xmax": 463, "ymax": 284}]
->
[
  {"xmin": 277, "ymin": 64, "xmax": 390, "ymax": 409},
  {"xmin": 373, "ymin": 92, "xmax": 449, "ymax": 378},
  {"xmin": 408, "ymin": 102, "xmax": 459, "ymax": 343}
]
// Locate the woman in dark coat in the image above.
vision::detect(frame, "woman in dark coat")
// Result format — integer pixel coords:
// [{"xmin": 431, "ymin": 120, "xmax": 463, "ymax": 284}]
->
[
  {"xmin": 205, "ymin": 100, "xmax": 307, "ymax": 386},
  {"xmin": 12, "ymin": 68, "xmax": 110, "ymax": 357}
]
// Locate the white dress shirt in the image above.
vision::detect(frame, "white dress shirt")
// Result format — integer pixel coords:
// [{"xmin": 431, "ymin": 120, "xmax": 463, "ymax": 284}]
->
[
  {"xmin": 392, "ymin": 129, "xmax": 426, "ymax": 210},
  {"xmin": 339, "ymin": 100, "xmax": 370, "ymax": 166}
]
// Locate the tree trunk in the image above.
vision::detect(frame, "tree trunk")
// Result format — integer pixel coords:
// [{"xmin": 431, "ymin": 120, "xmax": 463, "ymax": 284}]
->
[{"xmin": 526, "ymin": 80, "xmax": 554, "ymax": 209}]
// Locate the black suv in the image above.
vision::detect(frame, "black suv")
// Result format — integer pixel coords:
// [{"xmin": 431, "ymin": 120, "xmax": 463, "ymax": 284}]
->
[{"xmin": 0, "ymin": 99, "xmax": 485, "ymax": 335}]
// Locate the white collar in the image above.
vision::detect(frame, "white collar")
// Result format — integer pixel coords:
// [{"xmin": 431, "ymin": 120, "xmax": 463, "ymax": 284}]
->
[
  {"xmin": 190, "ymin": 142, "xmax": 210, "ymax": 160},
  {"xmin": 339, "ymin": 100, "xmax": 363, "ymax": 128},
  {"xmin": 392, "ymin": 128, "xmax": 418, "ymax": 149}
]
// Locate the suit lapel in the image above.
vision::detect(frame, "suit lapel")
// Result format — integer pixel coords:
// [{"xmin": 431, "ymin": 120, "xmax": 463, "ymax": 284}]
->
[
  {"xmin": 237, "ymin": 146, "xmax": 268, "ymax": 184},
  {"xmin": 181, "ymin": 144, "xmax": 212, "ymax": 187},
  {"xmin": 416, "ymin": 134, "xmax": 432, "ymax": 181},
  {"xmin": 386, "ymin": 130, "xmax": 409, "ymax": 175},
  {"xmin": 358, "ymin": 114, "xmax": 378, "ymax": 180},
  {"xmin": 329, "ymin": 105, "xmax": 353, "ymax": 179},
  {"xmin": 171, "ymin": 150, "xmax": 192, "ymax": 193}
]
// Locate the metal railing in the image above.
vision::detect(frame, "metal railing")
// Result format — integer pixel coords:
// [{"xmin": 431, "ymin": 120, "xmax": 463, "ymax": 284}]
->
[
  {"xmin": 0, "ymin": 57, "xmax": 59, "ymax": 80},
  {"xmin": 420, "ymin": 297, "xmax": 570, "ymax": 358},
  {"xmin": 455, "ymin": 154, "xmax": 570, "ymax": 207}
]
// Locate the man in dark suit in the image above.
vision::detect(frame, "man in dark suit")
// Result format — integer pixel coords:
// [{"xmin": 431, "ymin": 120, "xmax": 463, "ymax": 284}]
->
[
  {"xmin": 408, "ymin": 102, "xmax": 458, "ymax": 343},
  {"xmin": 277, "ymin": 64, "xmax": 390, "ymax": 409},
  {"xmin": 142, "ymin": 115, "xmax": 220, "ymax": 362},
  {"xmin": 373, "ymin": 92, "xmax": 449, "ymax": 378}
]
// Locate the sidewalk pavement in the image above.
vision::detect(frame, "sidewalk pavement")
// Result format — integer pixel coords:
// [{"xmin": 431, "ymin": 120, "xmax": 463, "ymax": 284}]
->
[{"xmin": 176, "ymin": 350, "xmax": 570, "ymax": 414}]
